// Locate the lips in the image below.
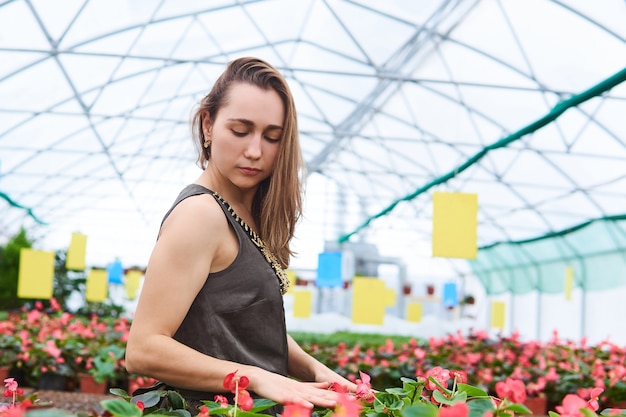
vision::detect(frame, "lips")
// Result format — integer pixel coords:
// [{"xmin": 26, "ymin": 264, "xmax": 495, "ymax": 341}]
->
[{"xmin": 240, "ymin": 167, "xmax": 261, "ymax": 175}]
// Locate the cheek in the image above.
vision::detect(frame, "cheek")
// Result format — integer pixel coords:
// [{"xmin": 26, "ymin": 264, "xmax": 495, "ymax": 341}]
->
[{"xmin": 265, "ymin": 146, "xmax": 280, "ymax": 167}]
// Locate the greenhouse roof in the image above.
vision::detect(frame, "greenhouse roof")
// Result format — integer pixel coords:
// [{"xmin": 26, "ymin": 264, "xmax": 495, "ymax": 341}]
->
[{"xmin": 1, "ymin": 0, "xmax": 625, "ymax": 285}]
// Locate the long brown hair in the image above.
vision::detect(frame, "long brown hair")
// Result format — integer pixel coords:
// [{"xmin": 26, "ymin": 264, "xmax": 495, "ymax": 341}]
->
[{"xmin": 191, "ymin": 57, "xmax": 304, "ymax": 268}]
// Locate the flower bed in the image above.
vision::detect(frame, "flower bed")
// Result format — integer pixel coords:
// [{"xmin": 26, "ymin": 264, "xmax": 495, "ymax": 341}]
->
[{"xmin": 2, "ymin": 304, "xmax": 626, "ymax": 412}]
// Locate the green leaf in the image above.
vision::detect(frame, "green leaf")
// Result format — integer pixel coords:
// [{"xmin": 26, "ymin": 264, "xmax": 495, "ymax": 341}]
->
[
  {"xmin": 449, "ymin": 391, "xmax": 468, "ymax": 404},
  {"xmin": 457, "ymin": 383, "xmax": 489, "ymax": 398},
  {"xmin": 132, "ymin": 390, "xmax": 166, "ymax": 408},
  {"xmin": 548, "ymin": 411, "xmax": 561, "ymax": 417},
  {"xmin": 504, "ymin": 403, "xmax": 531, "ymax": 414},
  {"xmin": 386, "ymin": 388, "xmax": 408, "ymax": 395},
  {"xmin": 101, "ymin": 399, "xmax": 143, "ymax": 417},
  {"xmin": 250, "ymin": 398, "xmax": 278, "ymax": 412},
  {"xmin": 580, "ymin": 408, "xmax": 598, "ymax": 417},
  {"xmin": 152, "ymin": 410, "xmax": 191, "ymax": 417},
  {"xmin": 236, "ymin": 411, "xmax": 281, "ymax": 417},
  {"xmin": 400, "ymin": 403, "xmax": 439, "ymax": 417},
  {"xmin": 374, "ymin": 393, "xmax": 405, "ymax": 412},
  {"xmin": 110, "ymin": 388, "xmax": 131, "ymax": 400},
  {"xmin": 467, "ymin": 398, "xmax": 496, "ymax": 417},
  {"xmin": 427, "ymin": 376, "xmax": 451, "ymax": 395},
  {"xmin": 201, "ymin": 402, "xmax": 231, "ymax": 415},
  {"xmin": 363, "ymin": 412, "xmax": 388, "ymax": 417},
  {"xmin": 166, "ymin": 391, "xmax": 186, "ymax": 410},
  {"xmin": 432, "ymin": 390, "xmax": 455, "ymax": 406}
]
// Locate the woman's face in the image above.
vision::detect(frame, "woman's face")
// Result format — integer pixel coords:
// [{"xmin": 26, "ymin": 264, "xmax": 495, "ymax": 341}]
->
[{"xmin": 206, "ymin": 82, "xmax": 284, "ymax": 192}]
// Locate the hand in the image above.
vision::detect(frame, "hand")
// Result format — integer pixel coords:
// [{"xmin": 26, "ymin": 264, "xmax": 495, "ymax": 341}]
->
[
  {"xmin": 249, "ymin": 370, "xmax": 341, "ymax": 409},
  {"xmin": 315, "ymin": 368, "xmax": 358, "ymax": 393}
]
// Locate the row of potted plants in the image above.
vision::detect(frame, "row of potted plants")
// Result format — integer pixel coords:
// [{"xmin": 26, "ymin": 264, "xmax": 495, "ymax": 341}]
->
[
  {"xmin": 3, "ymin": 365, "xmax": 626, "ymax": 417},
  {"xmin": 0, "ymin": 301, "xmax": 147, "ymax": 394},
  {"xmin": 2, "ymin": 302, "xmax": 626, "ymax": 412},
  {"xmin": 295, "ymin": 329, "xmax": 626, "ymax": 412}
]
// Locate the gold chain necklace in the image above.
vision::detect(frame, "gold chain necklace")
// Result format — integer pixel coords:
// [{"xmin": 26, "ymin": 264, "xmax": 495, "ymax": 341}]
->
[{"xmin": 211, "ymin": 192, "xmax": 290, "ymax": 295}]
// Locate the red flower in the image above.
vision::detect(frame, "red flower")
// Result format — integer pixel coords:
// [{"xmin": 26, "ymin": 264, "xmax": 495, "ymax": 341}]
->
[
  {"xmin": 283, "ymin": 403, "xmax": 312, "ymax": 417},
  {"xmin": 197, "ymin": 405, "xmax": 210, "ymax": 417},
  {"xmin": 135, "ymin": 401, "xmax": 145, "ymax": 411},
  {"xmin": 223, "ymin": 370, "xmax": 249, "ymax": 393},
  {"xmin": 329, "ymin": 382, "xmax": 349, "ymax": 393},
  {"xmin": 235, "ymin": 389, "xmax": 253, "ymax": 411},
  {"xmin": 439, "ymin": 403, "xmax": 469, "ymax": 417}
]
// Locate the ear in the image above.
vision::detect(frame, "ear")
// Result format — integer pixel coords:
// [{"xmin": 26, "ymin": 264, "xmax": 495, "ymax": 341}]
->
[{"xmin": 201, "ymin": 110, "xmax": 212, "ymax": 136}]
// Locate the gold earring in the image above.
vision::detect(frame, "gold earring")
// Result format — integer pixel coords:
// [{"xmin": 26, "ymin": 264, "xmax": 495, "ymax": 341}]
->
[{"xmin": 203, "ymin": 139, "xmax": 211, "ymax": 149}]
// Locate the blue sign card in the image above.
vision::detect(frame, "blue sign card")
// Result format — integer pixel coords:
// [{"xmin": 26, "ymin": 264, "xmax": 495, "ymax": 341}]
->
[
  {"xmin": 107, "ymin": 259, "xmax": 124, "ymax": 284},
  {"xmin": 316, "ymin": 251, "xmax": 343, "ymax": 288},
  {"xmin": 443, "ymin": 282, "xmax": 458, "ymax": 307}
]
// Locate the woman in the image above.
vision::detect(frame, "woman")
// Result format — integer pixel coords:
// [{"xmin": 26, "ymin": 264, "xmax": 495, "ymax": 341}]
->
[{"xmin": 125, "ymin": 57, "xmax": 355, "ymax": 413}]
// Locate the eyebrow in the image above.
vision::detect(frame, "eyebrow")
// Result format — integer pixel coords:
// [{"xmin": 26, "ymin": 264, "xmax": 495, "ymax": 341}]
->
[{"xmin": 227, "ymin": 118, "xmax": 283, "ymax": 130}]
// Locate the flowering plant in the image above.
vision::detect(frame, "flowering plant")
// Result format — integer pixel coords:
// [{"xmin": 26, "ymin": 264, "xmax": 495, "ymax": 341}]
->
[
  {"xmin": 3, "ymin": 368, "xmax": 626, "ymax": 417},
  {"xmin": 109, "ymin": 368, "xmax": 625, "ymax": 417}
]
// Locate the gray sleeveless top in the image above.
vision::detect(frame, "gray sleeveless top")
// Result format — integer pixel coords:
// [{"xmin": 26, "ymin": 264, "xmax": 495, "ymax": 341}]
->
[{"xmin": 160, "ymin": 184, "xmax": 288, "ymax": 402}]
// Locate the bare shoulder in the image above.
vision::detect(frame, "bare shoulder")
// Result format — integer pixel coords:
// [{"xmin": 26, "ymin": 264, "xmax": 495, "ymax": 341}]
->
[{"xmin": 160, "ymin": 193, "xmax": 227, "ymax": 240}]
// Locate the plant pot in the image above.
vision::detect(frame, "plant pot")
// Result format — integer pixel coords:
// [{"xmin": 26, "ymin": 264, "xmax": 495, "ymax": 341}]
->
[
  {"xmin": 38, "ymin": 372, "xmax": 67, "ymax": 391},
  {"xmin": 525, "ymin": 396, "xmax": 548, "ymax": 416},
  {"xmin": 79, "ymin": 373, "xmax": 108, "ymax": 395},
  {"xmin": 0, "ymin": 366, "xmax": 9, "ymax": 381},
  {"xmin": 8, "ymin": 367, "xmax": 26, "ymax": 386}
]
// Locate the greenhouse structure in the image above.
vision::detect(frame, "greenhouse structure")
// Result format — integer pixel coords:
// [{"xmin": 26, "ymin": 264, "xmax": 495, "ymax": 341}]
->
[{"xmin": 1, "ymin": 3, "xmax": 626, "ymax": 407}]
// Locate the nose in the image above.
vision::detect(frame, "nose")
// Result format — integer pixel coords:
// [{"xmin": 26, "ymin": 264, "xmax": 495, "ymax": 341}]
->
[{"xmin": 244, "ymin": 132, "xmax": 262, "ymax": 159}]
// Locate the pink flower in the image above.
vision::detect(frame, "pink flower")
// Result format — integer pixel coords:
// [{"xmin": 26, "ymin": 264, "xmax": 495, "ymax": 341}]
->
[
  {"xmin": 495, "ymin": 378, "xmax": 526, "ymax": 404},
  {"xmin": 425, "ymin": 366, "xmax": 451, "ymax": 391},
  {"xmin": 283, "ymin": 403, "xmax": 312, "ymax": 417},
  {"xmin": 332, "ymin": 393, "xmax": 362, "ymax": 417},
  {"xmin": 43, "ymin": 340, "xmax": 62, "ymax": 359},
  {"xmin": 439, "ymin": 403, "xmax": 469, "ymax": 417},
  {"xmin": 555, "ymin": 394, "xmax": 587, "ymax": 417},
  {"xmin": 214, "ymin": 395, "xmax": 229, "ymax": 407},
  {"xmin": 4, "ymin": 378, "xmax": 17, "ymax": 392},
  {"xmin": 355, "ymin": 371, "xmax": 375, "ymax": 403},
  {"xmin": 545, "ymin": 367, "xmax": 559, "ymax": 382}
]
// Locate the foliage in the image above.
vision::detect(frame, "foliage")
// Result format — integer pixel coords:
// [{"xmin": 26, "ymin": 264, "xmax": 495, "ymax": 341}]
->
[
  {"xmin": 0, "ymin": 304, "xmax": 130, "ymax": 387},
  {"xmin": 290, "ymin": 331, "xmax": 415, "ymax": 348},
  {"xmin": 0, "ymin": 228, "xmax": 87, "ymax": 313},
  {"xmin": 0, "ymin": 227, "xmax": 33, "ymax": 311},
  {"xmin": 5, "ymin": 368, "xmax": 626, "ymax": 417},
  {"xmin": 88, "ymin": 345, "xmax": 126, "ymax": 383}
]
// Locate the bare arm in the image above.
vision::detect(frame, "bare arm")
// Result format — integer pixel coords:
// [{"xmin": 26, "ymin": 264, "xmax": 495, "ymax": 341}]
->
[
  {"xmin": 125, "ymin": 195, "xmax": 343, "ymax": 408},
  {"xmin": 125, "ymin": 195, "xmax": 248, "ymax": 392}
]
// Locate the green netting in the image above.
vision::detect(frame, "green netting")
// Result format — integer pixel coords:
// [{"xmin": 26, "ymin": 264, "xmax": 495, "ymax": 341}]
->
[{"xmin": 471, "ymin": 218, "xmax": 626, "ymax": 295}]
